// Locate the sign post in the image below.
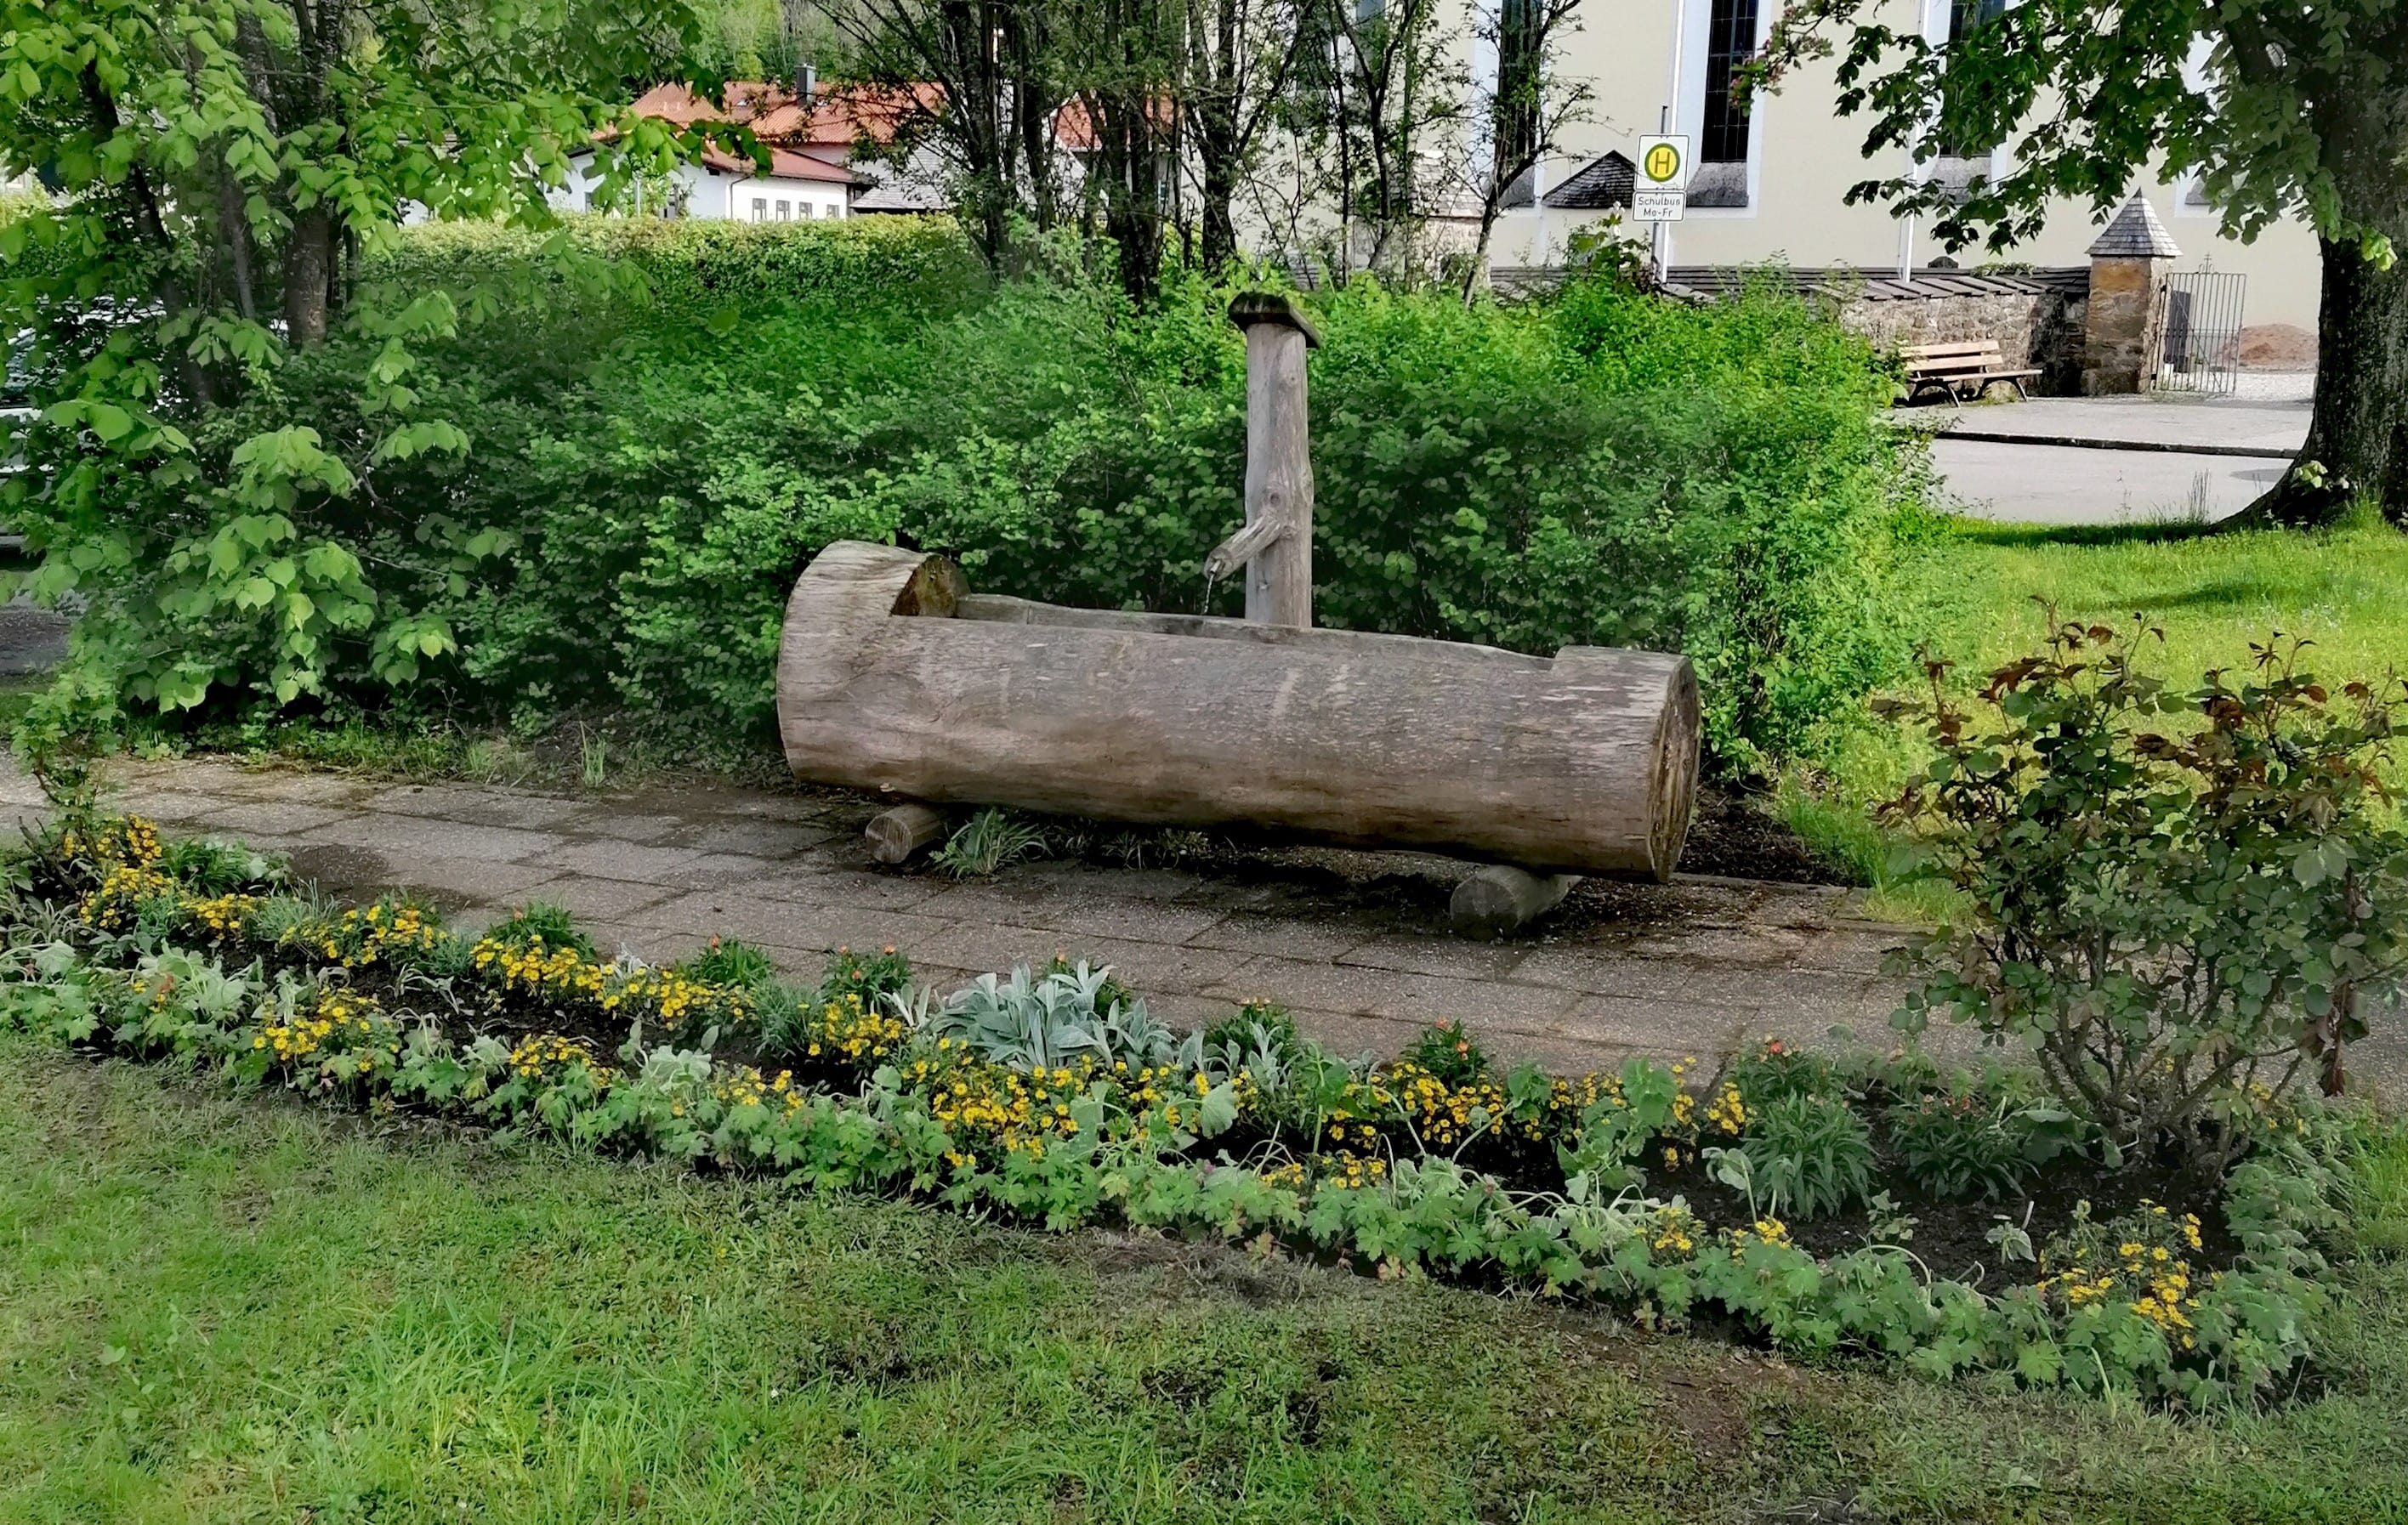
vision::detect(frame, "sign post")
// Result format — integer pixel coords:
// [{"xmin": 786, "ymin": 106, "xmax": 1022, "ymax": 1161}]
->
[
  {"xmin": 1634, "ymin": 134, "xmax": 1690, "ymax": 224},
  {"xmin": 1637, "ymin": 133, "xmax": 1690, "ymax": 285}
]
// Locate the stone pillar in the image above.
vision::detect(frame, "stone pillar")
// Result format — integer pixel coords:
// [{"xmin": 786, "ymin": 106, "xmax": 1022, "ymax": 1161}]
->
[{"xmin": 2081, "ymin": 194, "xmax": 2182, "ymax": 394}]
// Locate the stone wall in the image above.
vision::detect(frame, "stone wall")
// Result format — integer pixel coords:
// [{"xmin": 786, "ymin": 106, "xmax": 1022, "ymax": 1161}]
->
[{"xmin": 1834, "ymin": 283, "xmax": 2087, "ymax": 396}]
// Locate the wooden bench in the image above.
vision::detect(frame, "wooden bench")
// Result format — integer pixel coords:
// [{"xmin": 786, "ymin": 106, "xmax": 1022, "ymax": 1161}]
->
[{"xmin": 1900, "ymin": 340, "xmax": 2041, "ymax": 403}]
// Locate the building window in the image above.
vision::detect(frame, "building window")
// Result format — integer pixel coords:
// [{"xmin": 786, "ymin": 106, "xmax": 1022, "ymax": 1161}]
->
[
  {"xmin": 1700, "ymin": 0, "xmax": 1758, "ymax": 163},
  {"xmin": 777, "ymin": 199, "xmax": 792, "ymax": 219},
  {"xmin": 1495, "ymin": 0, "xmax": 1541, "ymax": 170},
  {"xmin": 1949, "ymin": 0, "xmax": 2007, "ymax": 41},
  {"xmin": 1939, "ymin": 0, "xmax": 2008, "ymax": 157},
  {"xmin": 752, "ymin": 196, "xmax": 767, "ymax": 219}
]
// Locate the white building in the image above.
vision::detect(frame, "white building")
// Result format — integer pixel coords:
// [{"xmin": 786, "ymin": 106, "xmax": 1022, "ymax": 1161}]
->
[
  {"xmin": 1476, "ymin": 0, "xmax": 2319, "ymax": 336},
  {"xmin": 552, "ymin": 143, "xmax": 860, "ymax": 221}
]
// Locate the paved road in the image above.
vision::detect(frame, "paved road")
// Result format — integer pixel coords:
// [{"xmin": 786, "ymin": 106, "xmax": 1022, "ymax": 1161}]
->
[
  {"xmin": 1921, "ymin": 389, "xmax": 2309, "ymax": 525},
  {"xmin": 0, "ymin": 597, "xmax": 67, "ymax": 677},
  {"xmin": 1939, "ymin": 391, "xmax": 2310, "ymax": 454},
  {"xmin": 1929, "ymin": 438, "xmax": 2289, "ymax": 525}
]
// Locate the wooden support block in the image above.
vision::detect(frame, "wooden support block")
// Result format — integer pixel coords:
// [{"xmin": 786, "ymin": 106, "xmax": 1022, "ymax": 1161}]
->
[
  {"xmin": 1451, "ymin": 865, "xmax": 1580, "ymax": 939},
  {"xmin": 865, "ymin": 802, "xmax": 948, "ymax": 865}
]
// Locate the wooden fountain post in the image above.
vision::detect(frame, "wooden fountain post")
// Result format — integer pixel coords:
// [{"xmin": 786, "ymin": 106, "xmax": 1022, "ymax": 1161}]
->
[{"xmin": 1205, "ymin": 292, "xmax": 1320, "ymax": 628}]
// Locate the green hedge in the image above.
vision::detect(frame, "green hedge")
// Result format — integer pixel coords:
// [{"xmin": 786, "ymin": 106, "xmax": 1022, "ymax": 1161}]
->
[
  {"xmin": 25, "ymin": 225, "xmax": 1934, "ymax": 777},
  {"xmin": 366, "ymin": 213, "xmax": 986, "ymax": 309}
]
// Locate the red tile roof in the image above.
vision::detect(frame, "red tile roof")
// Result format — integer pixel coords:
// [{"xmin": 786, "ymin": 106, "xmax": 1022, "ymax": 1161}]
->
[
  {"xmin": 629, "ymin": 81, "xmax": 936, "ymax": 150},
  {"xmin": 696, "ymin": 145, "xmax": 864, "ymax": 186}
]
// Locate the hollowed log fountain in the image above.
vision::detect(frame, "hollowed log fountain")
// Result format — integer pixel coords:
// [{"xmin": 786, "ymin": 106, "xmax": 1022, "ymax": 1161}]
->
[{"xmin": 775, "ymin": 293, "xmax": 1700, "ymax": 932}]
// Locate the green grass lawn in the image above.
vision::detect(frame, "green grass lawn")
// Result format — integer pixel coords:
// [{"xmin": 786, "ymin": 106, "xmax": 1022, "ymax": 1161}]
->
[
  {"xmin": 1930, "ymin": 519, "xmax": 2408, "ymax": 689},
  {"xmin": 1792, "ymin": 518, "xmax": 2408, "ymax": 916},
  {"xmin": 6, "ymin": 1040, "xmax": 2407, "ymax": 1524}
]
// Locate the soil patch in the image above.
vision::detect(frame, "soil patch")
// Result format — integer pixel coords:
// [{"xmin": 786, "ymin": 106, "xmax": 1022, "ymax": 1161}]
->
[
  {"xmin": 1670, "ymin": 791, "xmax": 1852, "ymax": 886},
  {"xmin": 905, "ymin": 785, "xmax": 1858, "ymax": 944}
]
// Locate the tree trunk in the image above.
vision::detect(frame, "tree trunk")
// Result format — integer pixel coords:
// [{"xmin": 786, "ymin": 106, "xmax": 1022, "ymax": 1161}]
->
[
  {"xmin": 1096, "ymin": 96, "xmax": 1167, "ymax": 305},
  {"xmin": 1459, "ymin": 205, "xmax": 1500, "ymax": 305},
  {"xmin": 1190, "ymin": 0, "xmax": 1242, "ymax": 272},
  {"xmin": 1200, "ymin": 163, "xmax": 1239, "ymax": 270},
  {"xmin": 775, "ymin": 542, "xmax": 1703, "ymax": 878},
  {"xmin": 2252, "ymin": 235, "xmax": 2408, "ymax": 526},
  {"xmin": 282, "ymin": 209, "xmax": 335, "ymax": 347}
]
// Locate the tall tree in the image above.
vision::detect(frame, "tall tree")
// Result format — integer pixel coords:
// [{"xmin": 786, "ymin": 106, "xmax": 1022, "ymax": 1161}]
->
[
  {"xmin": 1326, "ymin": 0, "xmax": 1465, "ymax": 280},
  {"xmin": 0, "ymin": 0, "xmax": 711, "ymax": 717},
  {"xmin": 1758, "ymin": 0, "xmax": 2408, "ymax": 526},
  {"xmin": 1061, "ymin": 0, "xmax": 1183, "ymax": 300},
  {"xmin": 1180, "ymin": 0, "xmax": 1303, "ymax": 269},
  {"xmin": 1457, "ymin": 0, "xmax": 1589, "ymax": 303},
  {"xmin": 696, "ymin": 0, "xmax": 834, "ymax": 82},
  {"xmin": 832, "ymin": 0, "xmax": 1069, "ymax": 272}
]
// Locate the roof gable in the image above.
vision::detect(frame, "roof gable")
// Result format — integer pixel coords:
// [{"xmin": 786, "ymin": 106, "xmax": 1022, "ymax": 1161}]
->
[{"xmin": 1500, "ymin": 151, "xmax": 1633, "ymax": 211}]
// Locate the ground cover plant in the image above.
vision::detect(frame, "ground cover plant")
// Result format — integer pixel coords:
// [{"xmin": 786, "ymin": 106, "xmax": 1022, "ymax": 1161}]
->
[
  {"xmin": 9, "ymin": 218, "xmax": 1933, "ymax": 780},
  {"xmin": 11, "ymin": 1052, "xmax": 2405, "ymax": 1525},
  {"xmin": 0, "ymin": 807, "xmax": 2371, "ymax": 1411}
]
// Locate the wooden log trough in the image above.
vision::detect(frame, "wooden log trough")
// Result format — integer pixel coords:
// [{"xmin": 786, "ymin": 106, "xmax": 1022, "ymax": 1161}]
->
[
  {"xmin": 774, "ymin": 292, "xmax": 1702, "ymax": 921},
  {"xmin": 775, "ymin": 542, "xmax": 1700, "ymax": 882}
]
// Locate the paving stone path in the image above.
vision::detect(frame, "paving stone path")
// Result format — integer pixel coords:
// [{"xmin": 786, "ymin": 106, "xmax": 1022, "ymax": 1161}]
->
[{"xmin": 12, "ymin": 755, "xmax": 2402, "ymax": 1096}]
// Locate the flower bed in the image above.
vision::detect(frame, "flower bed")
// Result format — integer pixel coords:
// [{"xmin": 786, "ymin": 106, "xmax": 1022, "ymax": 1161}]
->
[{"xmin": 0, "ymin": 813, "xmax": 2354, "ymax": 1407}]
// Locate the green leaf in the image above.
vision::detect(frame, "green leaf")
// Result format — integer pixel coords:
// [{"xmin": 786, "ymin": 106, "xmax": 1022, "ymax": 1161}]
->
[
  {"xmin": 2013, "ymin": 1341, "xmax": 2064, "ymax": 1386},
  {"xmin": 1196, "ymin": 1081, "xmax": 1238, "ymax": 1138}
]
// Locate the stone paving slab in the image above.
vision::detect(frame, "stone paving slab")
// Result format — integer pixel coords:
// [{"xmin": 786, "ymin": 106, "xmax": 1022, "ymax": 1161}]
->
[{"xmin": 3, "ymin": 753, "xmax": 2399, "ymax": 1100}]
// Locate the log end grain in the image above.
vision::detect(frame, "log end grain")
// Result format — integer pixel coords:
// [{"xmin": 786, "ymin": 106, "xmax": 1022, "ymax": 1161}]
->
[
  {"xmin": 1450, "ymin": 865, "xmax": 1580, "ymax": 939},
  {"xmin": 865, "ymin": 802, "xmax": 950, "ymax": 865}
]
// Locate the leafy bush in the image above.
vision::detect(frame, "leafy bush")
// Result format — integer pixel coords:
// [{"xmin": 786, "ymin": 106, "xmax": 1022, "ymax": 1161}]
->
[
  {"xmin": 1740, "ymin": 1093, "xmax": 1877, "ymax": 1221},
  {"xmin": 17, "ymin": 235, "xmax": 1928, "ymax": 778},
  {"xmin": 1883, "ymin": 622, "xmax": 2408, "ymax": 1166},
  {"xmin": 1887, "ymin": 1092, "xmax": 2047, "ymax": 1201},
  {"xmin": 1402, "ymin": 1019, "xmax": 1491, "ymax": 1087},
  {"xmin": 679, "ymin": 936, "xmax": 776, "ymax": 989},
  {"xmin": 758, "ymin": 984, "xmax": 908, "ymax": 1071},
  {"xmin": 482, "ymin": 902, "xmax": 593, "ymax": 958},
  {"xmin": 920, "ymin": 961, "xmax": 1197, "ymax": 1072},
  {"xmin": 816, "ymin": 945, "xmax": 914, "ymax": 1014},
  {"xmin": 369, "ymin": 215, "xmax": 985, "ymax": 315},
  {"xmin": 1722, "ymin": 1035, "xmax": 1843, "ymax": 1108},
  {"xmin": 1201, "ymin": 1000, "xmax": 1299, "ymax": 1065},
  {"xmin": 157, "ymin": 836, "xmax": 280, "ymax": 897}
]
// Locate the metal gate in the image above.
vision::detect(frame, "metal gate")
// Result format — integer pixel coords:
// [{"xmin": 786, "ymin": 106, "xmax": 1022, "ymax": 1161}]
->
[{"xmin": 2150, "ymin": 269, "xmax": 2247, "ymax": 395}]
